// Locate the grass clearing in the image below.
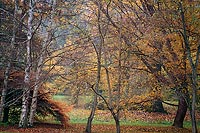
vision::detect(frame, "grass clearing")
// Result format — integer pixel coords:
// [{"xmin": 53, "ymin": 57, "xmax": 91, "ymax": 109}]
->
[{"xmin": 52, "ymin": 95, "xmax": 200, "ymax": 130}]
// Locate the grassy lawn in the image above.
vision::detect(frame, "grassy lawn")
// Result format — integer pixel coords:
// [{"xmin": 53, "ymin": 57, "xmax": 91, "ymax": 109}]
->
[
  {"xmin": 68, "ymin": 108, "xmax": 200, "ymax": 128},
  {"xmin": 52, "ymin": 94, "xmax": 200, "ymax": 129},
  {"xmin": 0, "ymin": 94, "xmax": 199, "ymax": 133}
]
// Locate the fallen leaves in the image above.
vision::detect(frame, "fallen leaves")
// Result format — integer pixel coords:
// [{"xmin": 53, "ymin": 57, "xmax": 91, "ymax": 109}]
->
[{"xmin": 0, "ymin": 123, "xmax": 192, "ymax": 133}]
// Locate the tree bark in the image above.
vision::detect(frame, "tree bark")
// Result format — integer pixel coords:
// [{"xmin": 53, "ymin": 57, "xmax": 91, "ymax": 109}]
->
[
  {"xmin": 72, "ymin": 87, "xmax": 80, "ymax": 107},
  {"xmin": 0, "ymin": 62, "xmax": 11, "ymax": 122},
  {"xmin": 0, "ymin": 0, "xmax": 17, "ymax": 122},
  {"xmin": 72, "ymin": 70, "xmax": 80, "ymax": 107},
  {"xmin": 85, "ymin": 52, "xmax": 101, "ymax": 133},
  {"xmin": 85, "ymin": 1, "xmax": 103, "ymax": 132},
  {"xmin": 28, "ymin": 0, "xmax": 57, "ymax": 127},
  {"xmin": 28, "ymin": 49, "xmax": 43, "ymax": 127},
  {"xmin": 19, "ymin": 0, "xmax": 34, "ymax": 128},
  {"xmin": 114, "ymin": 116, "xmax": 120, "ymax": 133},
  {"xmin": 104, "ymin": 62, "xmax": 112, "ymax": 107},
  {"xmin": 85, "ymin": 94, "xmax": 97, "ymax": 133},
  {"xmin": 179, "ymin": 2, "xmax": 199, "ymax": 132},
  {"xmin": 152, "ymin": 99, "xmax": 166, "ymax": 113},
  {"xmin": 172, "ymin": 96, "xmax": 187, "ymax": 128},
  {"xmin": 2, "ymin": 107, "xmax": 9, "ymax": 123}
]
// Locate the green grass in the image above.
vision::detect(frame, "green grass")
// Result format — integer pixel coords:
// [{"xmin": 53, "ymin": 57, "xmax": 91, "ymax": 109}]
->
[
  {"xmin": 53, "ymin": 95, "xmax": 92, "ymax": 107},
  {"xmin": 53, "ymin": 95, "xmax": 200, "ymax": 129},
  {"xmin": 0, "ymin": 122, "xmax": 9, "ymax": 127},
  {"xmin": 0, "ymin": 131, "xmax": 13, "ymax": 133},
  {"xmin": 69, "ymin": 116, "xmax": 200, "ymax": 128}
]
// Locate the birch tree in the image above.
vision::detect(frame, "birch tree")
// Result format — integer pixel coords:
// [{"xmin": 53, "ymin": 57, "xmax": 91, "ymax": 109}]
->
[
  {"xmin": 19, "ymin": 0, "xmax": 34, "ymax": 128},
  {"xmin": 0, "ymin": 0, "xmax": 18, "ymax": 122}
]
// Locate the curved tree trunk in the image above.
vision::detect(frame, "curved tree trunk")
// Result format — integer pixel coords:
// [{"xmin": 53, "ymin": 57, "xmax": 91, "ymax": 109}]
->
[
  {"xmin": 172, "ymin": 96, "xmax": 187, "ymax": 128},
  {"xmin": 114, "ymin": 115, "xmax": 120, "ymax": 133},
  {"xmin": 179, "ymin": 2, "xmax": 199, "ymax": 132},
  {"xmin": 85, "ymin": 94, "xmax": 97, "ymax": 133},
  {"xmin": 85, "ymin": 1, "xmax": 103, "ymax": 132}
]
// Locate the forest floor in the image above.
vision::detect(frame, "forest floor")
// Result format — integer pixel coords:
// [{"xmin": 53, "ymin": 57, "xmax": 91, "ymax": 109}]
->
[
  {"xmin": 1, "ymin": 109, "xmax": 200, "ymax": 133},
  {"xmin": 0, "ymin": 122, "xmax": 192, "ymax": 133}
]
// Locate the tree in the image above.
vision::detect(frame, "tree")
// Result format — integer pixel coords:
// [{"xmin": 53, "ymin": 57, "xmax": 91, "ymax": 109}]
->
[
  {"xmin": 85, "ymin": 2, "xmax": 103, "ymax": 132},
  {"xmin": 179, "ymin": 1, "xmax": 199, "ymax": 132},
  {"xmin": 143, "ymin": 1, "xmax": 199, "ymax": 131},
  {"xmin": 18, "ymin": 0, "xmax": 34, "ymax": 127},
  {"xmin": 0, "ymin": 0, "xmax": 76, "ymax": 127},
  {"xmin": 0, "ymin": 0, "xmax": 18, "ymax": 121},
  {"xmin": 95, "ymin": 0, "xmax": 193, "ymax": 129},
  {"xmin": 28, "ymin": 0, "xmax": 58, "ymax": 126}
]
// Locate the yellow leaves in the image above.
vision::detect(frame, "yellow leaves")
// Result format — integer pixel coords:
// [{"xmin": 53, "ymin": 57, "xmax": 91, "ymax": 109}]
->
[{"xmin": 59, "ymin": 17, "xmax": 66, "ymax": 23}]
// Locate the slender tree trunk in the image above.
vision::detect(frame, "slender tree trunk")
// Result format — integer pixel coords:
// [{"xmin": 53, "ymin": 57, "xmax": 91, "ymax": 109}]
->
[
  {"xmin": 0, "ymin": 62, "xmax": 11, "ymax": 122},
  {"xmin": 85, "ymin": 94, "xmax": 97, "ymax": 133},
  {"xmin": 0, "ymin": 0, "xmax": 17, "ymax": 121},
  {"xmin": 85, "ymin": 52, "xmax": 101, "ymax": 133},
  {"xmin": 28, "ymin": 0, "xmax": 57, "ymax": 127},
  {"xmin": 28, "ymin": 49, "xmax": 44, "ymax": 127},
  {"xmin": 114, "ymin": 116, "xmax": 120, "ymax": 133},
  {"xmin": 190, "ymin": 70, "xmax": 198, "ymax": 133},
  {"xmin": 104, "ymin": 56, "xmax": 112, "ymax": 106},
  {"xmin": 173, "ymin": 96, "xmax": 187, "ymax": 128},
  {"xmin": 113, "ymin": 14, "xmax": 123, "ymax": 133},
  {"xmin": 72, "ymin": 87, "xmax": 80, "ymax": 107},
  {"xmin": 72, "ymin": 70, "xmax": 80, "ymax": 107},
  {"xmin": 179, "ymin": 2, "xmax": 199, "ymax": 132},
  {"xmin": 2, "ymin": 107, "xmax": 9, "ymax": 123},
  {"xmin": 85, "ymin": 1, "xmax": 103, "ymax": 132},
  {"xmin": 19, "ymin": 0, "xmax": 34, "ymax": 128},
  {"xmin": 191, "ymin": 91, "xmax": 197, "ymax": 133}
]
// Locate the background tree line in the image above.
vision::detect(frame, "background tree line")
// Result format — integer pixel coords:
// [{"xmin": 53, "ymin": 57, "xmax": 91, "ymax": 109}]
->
[{"xmin": 0, "ymin": 0, "xmax": 199, "ymax": 133}]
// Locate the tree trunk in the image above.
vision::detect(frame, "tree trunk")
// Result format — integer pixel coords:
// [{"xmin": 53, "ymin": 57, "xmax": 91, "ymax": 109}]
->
[
  {"xmin": 179, "ymin": 2, "xmax": 199, "ymax": 132},
  {"xmin": 191, "ymin": 86, "xmax": 197, "ymax": 133},
  {"xmin": 114, "ymin": 116, "xmax": 120, "ymax": 133},
  {"xmin": 85, "ymin": 49, "xmax": 101, "ymax": 133},
  {"xmin": 0, "ymin": 62, "xmax": 10, "ymax": 122},
  {"xmin": 109, "ymin": 109, "xmax": 120, "ymax": 133},
  {"xmin": 28, "ymin": 51, "xmax": 43, "ymax": 127},
  {"xmin": 19, "ymin": 0, "xmax": 33, "ymax": 128},
  {"xmin": 0, "ymin": 0, "xmax": 18, "ymax": 122},
  {"xmin": 2, "ymin": 107, "xmax": 9, "ymax": 123},
  {"xmin": 72, "ymin": 71, "xmax": 80, "ymax": 107},
  {"xmin": 72, "ymin": 87, "xmax": 80, "ymax": 107},
  {"xmin": 189, "ymin": 69, "xmax": 198, "ymax": 133},
  {"xmin": 105, "ymin": 64, "xmax": 112, "ymax": 107},
  {"xmin": 152, "ymin": 99, "xmax": 166, "ymax": 113},
  {"xmin": 85, "ymin": 94, "xmax": 97, "ymax": 133},
  {"xmin": 29, "ymin": 0, "xmax": 57, "ymax": 127},
  {"xmin": 172, "ymin": 96, "xmax": 187, "ymax": 128},
  {"xmin": 85, "ymin": 1, "xmax": 103, "ymax": 132}
]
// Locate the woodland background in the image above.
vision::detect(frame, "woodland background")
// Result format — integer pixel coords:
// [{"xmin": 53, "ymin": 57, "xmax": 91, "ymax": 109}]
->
[{"xmin": 0, "ymin": 0, "xmax": 199, "ymax": 133}]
